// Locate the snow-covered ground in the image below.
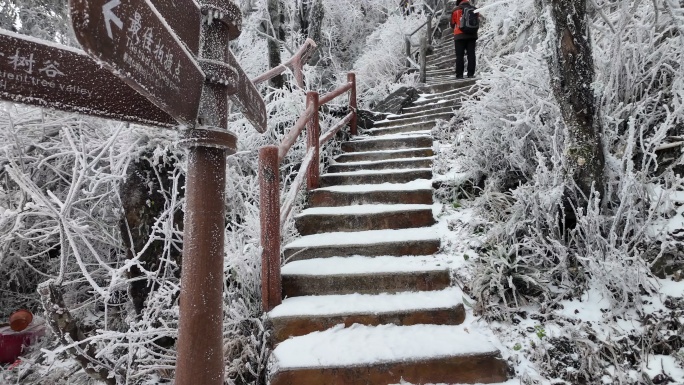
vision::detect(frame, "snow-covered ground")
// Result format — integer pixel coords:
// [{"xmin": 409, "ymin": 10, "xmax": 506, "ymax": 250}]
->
[{"xmin": 433, "ymin": 140, "xmax": 684, "ymax": 384}]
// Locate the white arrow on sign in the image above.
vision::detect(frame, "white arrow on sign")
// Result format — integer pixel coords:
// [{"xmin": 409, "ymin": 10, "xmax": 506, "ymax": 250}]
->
[{"xmin": 103, "ymin": 0, "xmax": 123, "ymax": 39}]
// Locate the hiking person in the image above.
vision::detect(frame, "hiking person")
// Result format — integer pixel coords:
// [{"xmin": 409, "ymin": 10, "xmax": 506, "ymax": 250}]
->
[
  {"xmin": 400, "ymin": 0, "xmax": 414, "ymax": 15},
  {"xmin": 450, "ymin": 0, "xmax": 479, "ymax": 79}
]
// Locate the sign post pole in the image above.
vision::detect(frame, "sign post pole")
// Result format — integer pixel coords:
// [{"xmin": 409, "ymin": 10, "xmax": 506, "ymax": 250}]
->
[
  {"xmin": 175, "ymin": 10, "xmax": 233, "ymax": 385},
  {"xmin": 67, "ymin": 1, "xmax": 266, "ymax": 382}
]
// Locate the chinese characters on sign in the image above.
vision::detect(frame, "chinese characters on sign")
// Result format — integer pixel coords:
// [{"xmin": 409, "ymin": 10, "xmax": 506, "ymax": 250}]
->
[
  {"xmin": 0, "ymin": 29, "xmax": 175, "ymax": 126},
  {"xmin": 70, "ymin": 0, "xmax": 204, "ymax": 127}
]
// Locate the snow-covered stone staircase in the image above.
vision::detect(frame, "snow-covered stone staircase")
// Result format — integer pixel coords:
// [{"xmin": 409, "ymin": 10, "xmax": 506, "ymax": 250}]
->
[{"xmin": 266, "ymin": 71, "xmax": 509, "ymax": 384}]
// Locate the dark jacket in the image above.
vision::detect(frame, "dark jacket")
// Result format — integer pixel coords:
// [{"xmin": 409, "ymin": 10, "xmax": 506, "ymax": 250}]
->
[{"xmin": 451, "ymin": 1, "xmax": 478, "ymax": 40}]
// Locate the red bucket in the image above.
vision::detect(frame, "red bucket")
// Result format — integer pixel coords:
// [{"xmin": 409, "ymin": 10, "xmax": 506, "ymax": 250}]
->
[{"xmin": 0, "ymin": 313, "xmax": 45, "ymax": 364}]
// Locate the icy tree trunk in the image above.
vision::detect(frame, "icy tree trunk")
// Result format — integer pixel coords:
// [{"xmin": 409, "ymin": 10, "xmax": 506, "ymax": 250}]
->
[
  {"xmin": 307, "ymin": 0, "xmax": 324, "ymax": 63},
  {"xmin": 119, "ymin": 153, "xmax": 184, "ymax": 316},
  {"xmin": 268, "ymin": 0, "xmax": 285, "ymax": 89},
  {"xmin": 39, "ymin": 282, "xmax": 116, "ymax": 385},
  {"xmin": 545, "ymin": 0, "xmax": 605, "ymax": 205}
]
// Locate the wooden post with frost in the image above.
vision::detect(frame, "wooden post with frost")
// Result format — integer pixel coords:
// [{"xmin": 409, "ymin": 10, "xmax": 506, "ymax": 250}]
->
[
  {"xmin": 348, "ymin": 73, "xmax": 358, "ymax": 136},
  {"xmin": 259, "ymin": 146, "xmax": 282, "ymax": 312},
  {"xmin": 306, "ymin": 91, "xmax": 321, "ymax": 190}
]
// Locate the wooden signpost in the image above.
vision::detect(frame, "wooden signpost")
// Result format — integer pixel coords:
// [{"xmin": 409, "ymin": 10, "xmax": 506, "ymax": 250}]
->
[
  {"xmin": 70, "ymin": 0, "xmax": 206, "ymax": 126},
  {"xmin": 199, "ymin": 49, "xmax": 268, "ymax": 132},
  {"xmin": 68, "ymin": 1, "xmax": 265, "ymax": 384},
  {"xmin": 146, "ymin": 0, "xmax": 241, "ymax": 54},
  {"xmin": 0, "ymin": 29, "xmax": 176, "ymax": 127},
  {"xmin": 2, "ymin": 0, "xmax": 274, "ymax": 383}
]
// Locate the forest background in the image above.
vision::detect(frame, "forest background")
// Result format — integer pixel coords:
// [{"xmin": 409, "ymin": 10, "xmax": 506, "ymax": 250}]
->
[{"xmin": 0, "ymin": 0, "xmax": 683, "ymax": 384}]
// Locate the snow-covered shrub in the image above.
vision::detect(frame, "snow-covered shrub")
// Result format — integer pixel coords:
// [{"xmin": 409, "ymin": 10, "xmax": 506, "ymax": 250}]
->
[
  {"xmin": 451, "ymin": 0, "xmax": 684, "ymax": 316},
  {"xmin": 352, "ymin": 13, "xmax": 424, "ymax": 108},
  {"xmin": 439, "ymin": 0, "xmax": 684, "ymax": 381},
  {"xmin": 451, "ymin": 49, "xmax": 563, "ymax": 191},
  {"xmin": 320, "ymin": 0, "xmax": 401, "ymax": 70}
]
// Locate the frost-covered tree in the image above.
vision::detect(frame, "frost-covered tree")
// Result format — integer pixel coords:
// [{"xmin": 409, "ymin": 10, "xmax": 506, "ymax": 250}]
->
[
  {"xmin": 542, "ymin": 0, "xmax": 605, "ymax": 211},
  {"xmin": 0, "ymin": 0, "xmax": 74, "ymax": 44}
]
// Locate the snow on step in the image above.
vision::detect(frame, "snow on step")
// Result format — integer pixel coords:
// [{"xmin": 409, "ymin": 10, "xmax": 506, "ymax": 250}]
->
[
  {"xmin": 336, "ymin": 147, "xmax": 433, "ymax": 157},
  {"xmin": 297, "ymin": 204, "xmax": 432, "ymax": 217},
  {"xmin": 271, "ymin": 324, "xmax": 499, "ymax": 369},
  {"xmin": 322, "ymin": 168, "xmax": 432, "ymax": 177},
  {"xmin": 366, "ymin": 129, "xmax": 434, "ymax": 137},
  {"xmin": 315, "ymin": 179, "xmax": 432, "ymax": 193},
  {"xmin": 269, "ymin": 287, "xmax": 463, "ymax": 318},
  {"xmin": 284, "ymin": 226, "xmax": 439, "ymax": 250},
  {"xmin": 282, "ymin": 255, "xmax": 447, "ymax": 276},
  {"xmin": 330, "ymin": 156, "xmax": 435, "ymax": 167},
  {"xmin": 349, "ymin": 132, "xmax": 432, "ymax": 142}
]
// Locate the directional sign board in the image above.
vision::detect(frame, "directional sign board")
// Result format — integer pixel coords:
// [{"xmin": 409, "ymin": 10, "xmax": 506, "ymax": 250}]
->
[
  {"xmin": 148, "ymin": 0, "xmax": 201, "ymax": 55},
  {"xmin": 70, "ymin": 0, "xmax": 205, "ymax": 127},
  {"xmin": 224, "ymin": 49, "xmax": 266, "ymax": 133},
  {"xmin": 147, "ymin": 0, "xmax": 243, "ymax": 55},
  {"xmin": 0, "ymin": 29, "xmax": 176, "ymax": 127}
]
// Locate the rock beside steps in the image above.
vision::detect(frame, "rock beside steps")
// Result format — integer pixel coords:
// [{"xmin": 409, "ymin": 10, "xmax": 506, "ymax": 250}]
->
[{"xmin": 267, "ymin": 74, "xmax": 508, "ymax": 384}]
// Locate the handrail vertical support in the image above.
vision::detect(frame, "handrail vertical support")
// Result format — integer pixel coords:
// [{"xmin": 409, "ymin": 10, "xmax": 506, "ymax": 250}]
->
[
  {"xmin": 405, "ymin": 35, "xmax": 412, "ymax": 68},
  {"xmin": 259, "ymin": 146, "xmax": 281, "ymax": 312},
  {"xmin": 419, "ymin": 36, "xmax": 428, "ymax": 83},
  {"xmin": 347, "ymin": 72, "xmax": 358, "ymax": 136},
  {"xmin": 306, "ymin": 92, "xmax": 320, "ymax": 191},
  {"xmin": 292, "ymin": 57, "xmax": 304, "ymax": 88},
  {"xmin": 427, "ymin": 14, "xmax": 433, "ymax": 46}
]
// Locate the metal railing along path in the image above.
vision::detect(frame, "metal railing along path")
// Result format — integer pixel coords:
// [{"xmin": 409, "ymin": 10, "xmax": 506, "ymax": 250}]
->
[{"xmin": 258, "ymin": 73, "xmax": 358, "ymax": 312}]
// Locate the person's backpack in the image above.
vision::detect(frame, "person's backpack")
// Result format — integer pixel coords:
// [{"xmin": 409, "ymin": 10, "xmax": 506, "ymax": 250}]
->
[{"xmin": 458, "ymin": 3, "xmax": 479, "ymax": 34}]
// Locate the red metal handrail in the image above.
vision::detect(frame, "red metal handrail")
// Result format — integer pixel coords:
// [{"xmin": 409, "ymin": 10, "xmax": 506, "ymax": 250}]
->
[
  {"xmin": 278, "ymin": 104, "xmax": 316, "ymax": 161},
  {"xmin": 251, "ymin": 39, "xmax": 317, "ymax": 88},
  {"xmin": 318, "ymin": 82, "xmax": 353, "ymax": 105},
  {"xmin": 259, "ymin": 72, "xmax": 358, "ymax": 312}
]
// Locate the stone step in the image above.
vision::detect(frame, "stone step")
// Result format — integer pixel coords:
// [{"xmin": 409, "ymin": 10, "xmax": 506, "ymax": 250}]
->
[
  {"xmin": 413, "ymin": 89, "xmax": 470, "ymax": 106},
  {"xmin": 334, "ymin": 148, "xmax": 434, "ymax": 163},
  {"xmin": 269, "ymin": 324, "xmax": 509, "ymax": 385},
  {"xmin": 295, "ymin": 204, "xmax": 435, "ymax": 235},
  {"xmin": 426, "ymin": 61, "xmax": 454, "ymax": 70},
  {"xmin": 428, "ymin": 72, "xmax": 460, "ymax": 79},
  {"xmin": 268, "ymin": 288, "xmax": 466, "ymax": 343},
  {"xmin": 411, "ymin": 97, "xmax": 458, "ymax": 108},
  {"xmin": 310, "ymin": 180, "xmax": 433, "ymax": 207},
  {"xmin": 374, "ymin": 112, "xmax": 453, "ymax": 128},
  {"xmin": 386, "ymin": 105, "xmax": 455, "ymax": 121},
  {"xmin": 364, "ymin": 122, "xmax": 436, "ymax": 136},
  {"xmin": 427, "ymin": 78, "xmax": 463, "ymax": 86},
  {"xmin": 341, "ymin": 135, "xmax": 433, "ymax": 152},
  {"xmin": 328, "ymin": 157, "xmax": 433, "ymax": 173},
  {"xmin": 419, "ymin": 87, "xmax": 469, "ymax": 100},
  {"xmin": 430, "ymin": 43, "xmax": 453, "ymax": 53},
  {"xmin": 427, "ymin": 77, "xmax": 461, "ymax": 85},
  {"xmin": 281, "ymin": 255, "xmax": 449, "ymax": 296},
  {"xmin": 282, "ymin": 227, "xmax": 441, "ymax": 261},
  {"xmin": 320, "ymin": 168, "xmax": 433, "ymax": 187},
  {"xmin": 428, "ymin": 50, "xmax": 454, "ymax": 59},
  {"xmin": 429, "ymin": 43, "xmax": 453, "ymax": 52},
  {"xmin": 426, "ymin": 68, "xmax": 456, "ymax": 76},
  {"xmin": 427, "ymin": 56, "xmax": 456, "ymax": 68},
  {"xmin": 428, "ymin": 54, "xmax": 454, "ymax": 64},
  {"xmin": 402, "ymin": 99, "xmax": 460, "ymax": 114},
  {"xmin": 420, "ymin": 78, "xmax": 478, "ymax": 94}
]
